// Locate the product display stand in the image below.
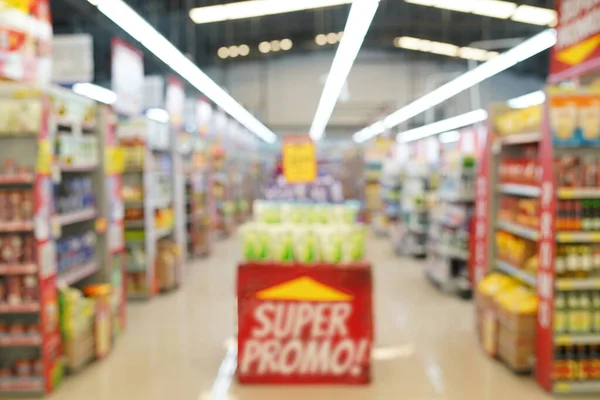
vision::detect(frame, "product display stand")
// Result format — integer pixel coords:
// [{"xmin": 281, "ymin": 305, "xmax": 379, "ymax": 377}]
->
[
  {"xmin": 427, "ymin": 154, "xmax": 475, "ymax": 297},
  {"xmin": 119, "ymin": 118, "xmax": 181, "ymax": 299},
  {"xmin": 474, "ymin": 89, "xmax": 600, "ymax": 394}
]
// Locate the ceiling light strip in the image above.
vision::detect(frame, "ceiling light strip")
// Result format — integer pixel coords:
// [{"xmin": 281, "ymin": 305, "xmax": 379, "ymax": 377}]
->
[
  {"xmin": 404, "ymin": 0, "xmax": 557, "ymax": 27},
  {"xmin": 353, "ymin": 29, "xmax": 556, "ymax": 143},
  {"xmin": 190, "ymin": 0, "xmax": 354, "ymax": 24},
  {"xmin": 397, "ymin": 109, "xmax": 488, "ymax": 143},
  {"xmin": 396, "ymin": 89, "xmax": 545, "ymax": 143},
  {"xmin": 309, "ymin": 0, "xmax": 380, "ymax": 140},
  {"xmin": 394, "ymin": 36, "xmax": 498, "ymax": 61},
  {"xmin": 90, "ymin": 0, "xmax": 276, "ymax": 143}
]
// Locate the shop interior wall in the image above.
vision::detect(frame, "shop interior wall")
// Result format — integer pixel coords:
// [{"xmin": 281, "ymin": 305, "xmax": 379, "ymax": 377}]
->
[{"xmin": 206, "ymin": 49, "xmax": 543, "ymax": 137}]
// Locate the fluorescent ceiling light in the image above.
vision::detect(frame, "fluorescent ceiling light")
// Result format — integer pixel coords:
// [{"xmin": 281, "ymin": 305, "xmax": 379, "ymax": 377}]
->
[
  {"xmin": 511, "ymin": 5, "xmax": 557, "ymax": 26},
  {"xmin": 394, "ymin": 36, "xmax": 498, "ymax": 61},
  {"xmin": 405, "ymin": 0, "xmax": 556, "ymax": 27},
  {"xmin": 309, "ymin": 0, "xmax": 380, "ymax": 140},
  {"xmin": 507, "ymin": 90, "xmax": 545, "ymax": 109},
  {"xmin": 72, "ymin": 83, "xmax": 117, "ymax": 104},
  {"xmin": 397, "ymin": 109, "xmax": 487, "ymax": 143},
  {"xmin": 435, "ymin": 0, "xmax": 477, "ymax": 13},
  {"xmin": 146, "ymin": 108, "xmax": 170, "ymax": 123},
  {"xmin": 89, "ymin": 0, "xmax": 276, "ymax": 143},
  {"xmin": 354, "ymin": 29, "xmax": 556, "ymax": 143},
  {"xmin": 472, "ymin": 1, "xmax": 516, "ymax": 19},
  {"xmin": 189, "ymin": 0, "xmax": 353, "ymax": 24},
  {"xmin": 439, "ymin": 130, "xmax": 460, "ymax": 143}
]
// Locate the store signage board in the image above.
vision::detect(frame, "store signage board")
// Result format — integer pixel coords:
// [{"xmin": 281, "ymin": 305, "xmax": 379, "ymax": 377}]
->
[
  {"xmin": 111, "ymin": 38, "xmax": 144, "ymax": 116},
  {"xmin": 165, "ymin": 75, "xmax": 185, "ymax": 131},
  {"xmin": 283, "ymin": 135, "xmax": 317, "ymax": 183},
  {"xmin": 196, "ymin": 98, "xmax": 213, "ymax": 137},
  {"xmin": 265, "ymin": 173, "xmax": 344, "ymax": 203},
  {"xmin": 549, "ymin": 0, "xmax": 600, "ymax": 83},
  {"xmin": 0, "ymin": 0, "xmax": 52, "ymax": 86},
  {"xmin": 52, "ymin": 34, "xmax": 93, "ymax": 84},
  {"xmin": 237, "ymin": 262, "xmax": 373, "ymax": 384}
]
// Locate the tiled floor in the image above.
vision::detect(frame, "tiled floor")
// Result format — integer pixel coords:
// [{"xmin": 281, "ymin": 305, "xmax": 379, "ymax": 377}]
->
[{"xmin": 35, "ymin": 235, "xmax": 584, "ymax": 400}]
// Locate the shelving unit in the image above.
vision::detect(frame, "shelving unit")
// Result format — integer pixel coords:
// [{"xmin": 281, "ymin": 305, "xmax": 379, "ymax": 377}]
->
[
  {"xmin": 118, "ymin": 118, "xmax": 183, "ymax": 299},
  {"xmin": 395, "ymin": 161, "xmax": 433, "ymax": 258},
  {"xmin": 427, "ymin": 152, "xmax": 475, "ymax": 297},
  {"xmin": 0, "ymin": 84, "xmax": 126, "ymax": 396},
  {"xmin": 180, "ymin": 132, "xmax": 212, "ymax": 258},
  {"xmin": 474, "ymin": 88, "xmax": 600, "ymax": 394}
]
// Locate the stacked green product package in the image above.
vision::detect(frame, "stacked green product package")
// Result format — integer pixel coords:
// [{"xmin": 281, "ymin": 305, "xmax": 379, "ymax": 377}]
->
[{"xmin": 241, "ymin": 201, "xmax": 365, "ymax": 264}]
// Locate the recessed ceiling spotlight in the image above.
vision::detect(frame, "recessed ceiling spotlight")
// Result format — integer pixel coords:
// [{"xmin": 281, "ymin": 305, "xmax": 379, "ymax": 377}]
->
[
  {"xmin": 315, "ymin": 34, "xmax": 327, "ymax": 46},
  {"xmin": 229, "ymin": 45, "xmax": 239, "ymax": 57},
  {"xmin": 280, "ymin": 38, "xmax": 293, "ymax": 51},
  {"xmin": 270, "ymin": 40, "xmax": 281, "ymax": 51},
  {"xmin": 239, "ymin": 44, "xmax": 250, "ymax": 56},
  {"xmin": 327, "ymin": 32, "xmax": 338, "ymax": 44},
  {"xmin": 259, "ymin": 41, "xmax": 271, "ymax": 53},
  {"xmin": 217, "ymin": 46, "xmax": 229, "ymax": 59},
  {"xmin": 337, "ymin": 31, "xmax": 344, "ymax": 41}
]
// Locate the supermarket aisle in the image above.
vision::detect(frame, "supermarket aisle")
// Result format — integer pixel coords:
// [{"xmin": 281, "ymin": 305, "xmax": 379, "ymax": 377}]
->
[
  {"xmin": 50, "ymin": 237, "xmax": 239, "ymax": 400},
  {"xmin": 47, "ymin": 235, "xmax": 581, "ymax": 400}
]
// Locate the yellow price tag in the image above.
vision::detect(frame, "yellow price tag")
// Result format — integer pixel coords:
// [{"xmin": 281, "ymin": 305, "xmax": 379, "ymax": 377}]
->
[
  {"xmin": 282, "ymin": 136, "xmax": 317, "ymax": 183},
  {"xmin": 95, "ymin": 218, "xmax": 108, "ymax": 234},
  {"xmin": 105, "ymin": 147, "xmax": 125, "ymax": 175},
  {"xmin": 554, "ymin": 382, "xmax": 570, "ymax": 393},
  {"xmin": 2, "ymin": 0, "xmax": 30, "ymax": 13},
  {"xmin": 555, "ymin": 335, "xmax": 570, "ymax": 345},
  {"xmin": 36, "ymin": 139, "xmax": 52, "ymax": 175}
]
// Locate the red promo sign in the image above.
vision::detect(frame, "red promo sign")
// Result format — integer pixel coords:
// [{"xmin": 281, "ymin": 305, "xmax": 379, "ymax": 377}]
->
[
  {"xmin": 237, "ymin": 263, "xmax": 373, "ymax": 384},
  {"xmin": 549, "ymin": 0, "xmax": 600, "ymax": 83},
  {"xmin": 534, "ymin": 101, "xmax": 556, "ymax": 393}
]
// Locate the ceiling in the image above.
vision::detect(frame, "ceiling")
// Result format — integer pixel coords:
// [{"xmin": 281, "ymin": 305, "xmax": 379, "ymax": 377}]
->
[
  {"xmin": 52, "ymin": 0, "xmax": 554, "ymax": 79},
  {"xmin": 51, "ymin": 0, "xmax": 555, "ymax": 131}
]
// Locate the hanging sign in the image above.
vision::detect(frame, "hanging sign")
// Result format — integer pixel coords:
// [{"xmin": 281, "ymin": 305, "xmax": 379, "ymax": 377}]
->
[
  {"xmin": 165, "ymin": 75, "xmax": 185, "ymax": 130},
  {"xmin": 111, "ymin": 38, "xmax": 144, "ymax": 116},
  {"xmin": 549, "ymin": 0, "xmax": 600, "ymax": 83},
  {"xmin": 237, "ymin": 262, "xmax": 373, "ymax": 384},
  {"xmin": 0, "ymin": 0, "xmax": 53, "ymax": 85},
  {"xmin": 283, "ymin": 135, "xmax": 317, "ymax": 183}
]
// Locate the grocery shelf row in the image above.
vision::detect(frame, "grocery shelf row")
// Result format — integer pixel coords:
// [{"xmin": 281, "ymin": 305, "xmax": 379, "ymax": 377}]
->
[{"xmin": 474, "ymin": 88, "xmax": 600, "ymax": 394}]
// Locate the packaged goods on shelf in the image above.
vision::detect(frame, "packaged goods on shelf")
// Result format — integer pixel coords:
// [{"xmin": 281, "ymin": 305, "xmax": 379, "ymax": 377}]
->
[
  {"xmin": 241, "ymin": 223, "xmax": 365, "ymax": 264},
  {"xmin": 0, "ymin": 275, "xmax": 39, "ymax": 304},
  {"xmin": 56, "ymin": 232, "xmax": 96, "ymax": 276},
  {"xmin": 498, "ymin": 145, "xmax": 539, "ymax": 186},
  {"xmin": 0, "ymin": 189, "xmax": 34, "ymax": 227},
  {"xmin": 156, "ymin": 241, "xmax": 179, "ymax": 291},
  {"xmin": 56, "ymin": 135, "xmax": 99, "ymax": 167},
  {"xmin": 476, "ymin": 274, "xmax": 538, "ymax": 371},
  {"xmin": 0, "ymin": 98, "xmax": 42, "ymax": 134},
  {"xmin": 494, "ymin": 105, "xmax": 542, "ymax": 137},
  {"xmin": 549, "ymin": 92, "xmax": 600, "ymax": 147},
  {"xmin": 54, "ymin": 177, "xmax": 96, "ymax": 215}
]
